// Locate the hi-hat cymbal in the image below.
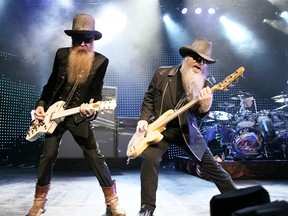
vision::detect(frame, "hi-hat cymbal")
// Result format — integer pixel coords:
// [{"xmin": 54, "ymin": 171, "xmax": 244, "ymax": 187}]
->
[
  {"xmin": 208, "ymin": 111, "xmax": 233, "ymax": 121},
  {"xmin": 218, "ymin": 102, "xmax": 235, "ymax": 108},
  {"xmin": 275, "ymin": 98, "xmax": 288, "ymax": 103},
  {"xmin": 231, "ymin": 91, "xmax": 252, "ymax": 100},
  {"xmin": 203, "ymin": 118, "xmax": 215, "ymax": 123},
  {"xmin": 271, "ymin": 94, "xmax": 287, "ymax": 100}
]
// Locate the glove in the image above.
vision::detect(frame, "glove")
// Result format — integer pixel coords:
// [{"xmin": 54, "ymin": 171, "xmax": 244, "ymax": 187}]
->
[{"xmin": 136, "ymin": 120, "xmax": 148, "ymax": 133}]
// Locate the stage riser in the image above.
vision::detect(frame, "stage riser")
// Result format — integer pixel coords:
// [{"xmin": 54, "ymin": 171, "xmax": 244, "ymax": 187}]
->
[{"xmin": 174, "ymin": 156, "xmax": 288, "ymax": 180}]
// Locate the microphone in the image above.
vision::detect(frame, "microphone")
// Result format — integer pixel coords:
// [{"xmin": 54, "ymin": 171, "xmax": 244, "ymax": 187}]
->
[{"xmin": 207, "ymin": 74, "xmax": 216, "ymax": 84}]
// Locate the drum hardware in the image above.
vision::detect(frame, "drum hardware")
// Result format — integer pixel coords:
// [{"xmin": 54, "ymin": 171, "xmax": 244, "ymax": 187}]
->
[{"xmin": 274, "ymin": 104, "xmax": 288, "ymax": 110}]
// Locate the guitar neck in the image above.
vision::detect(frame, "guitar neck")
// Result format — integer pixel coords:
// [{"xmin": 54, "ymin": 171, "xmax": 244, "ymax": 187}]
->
[
  {"xmin": 51, "ymin": 106, "xmax": 80, "ymax": 120},
  {"xmin": 156, "ymin": 85, "xmax": 219, "ymax": 127}
]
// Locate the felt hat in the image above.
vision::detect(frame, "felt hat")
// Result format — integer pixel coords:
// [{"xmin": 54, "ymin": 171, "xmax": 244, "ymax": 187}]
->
[
  {"xmin": 179, "ymin": 37, "xmax": 216, "ymax": 64},
  {"xmin": 64, "ymin": 14, "xmax": 102, "ymax": 40}
]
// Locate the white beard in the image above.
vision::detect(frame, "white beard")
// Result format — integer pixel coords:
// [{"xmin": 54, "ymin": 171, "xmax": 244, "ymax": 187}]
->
[{"xmin": 180, "ymin": 66, "xmax": 206, "ymax": 101}]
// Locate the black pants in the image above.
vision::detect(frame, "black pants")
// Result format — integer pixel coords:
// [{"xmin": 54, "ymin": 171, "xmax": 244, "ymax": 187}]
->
[
  {"xmin": 36, "ymin": 117, "xmax": 113, "ymax": 187},
  {"xmin": 140, "ymin": 133, "xmax": 237, "ymax": 211}
]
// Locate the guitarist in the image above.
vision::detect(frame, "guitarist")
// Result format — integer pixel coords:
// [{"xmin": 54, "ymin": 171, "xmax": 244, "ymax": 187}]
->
[
  {"xmin": 134, "ymin": 38, "xmax": 237, "ymax": 216},
  {"xmin": 27, "ymin": 14, "xmax": 125, "ymax": 216}
]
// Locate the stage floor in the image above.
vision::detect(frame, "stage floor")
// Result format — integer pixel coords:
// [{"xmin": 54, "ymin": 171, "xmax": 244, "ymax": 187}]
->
[{"xmin": 1, "ymin": 162, "xmax": 288, "ymax": 216}]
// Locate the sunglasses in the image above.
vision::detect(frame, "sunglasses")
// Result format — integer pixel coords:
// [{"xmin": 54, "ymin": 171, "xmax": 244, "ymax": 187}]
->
[
  {"xmin": 189, "ymin": 54, "xmax": 210, "ymax": 64},
  {"xmin": 72, "ymin": 37, "xmax": 94, "ymax": 44}
]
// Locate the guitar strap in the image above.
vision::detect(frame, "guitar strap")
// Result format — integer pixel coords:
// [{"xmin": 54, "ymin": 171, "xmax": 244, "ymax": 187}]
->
[{"xmin": 63, "ymin": 82, "xmax": 78, "ymax": 109}]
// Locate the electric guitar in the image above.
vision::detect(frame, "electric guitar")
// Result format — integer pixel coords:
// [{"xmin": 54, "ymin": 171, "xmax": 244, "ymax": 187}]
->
[
  {"xmin": 126, "ymin": 67, "xmax": 245, "ymax": 159},
  {"xmin": 26, "ymin": 99, "xmax": 116, "ymax": 142}
]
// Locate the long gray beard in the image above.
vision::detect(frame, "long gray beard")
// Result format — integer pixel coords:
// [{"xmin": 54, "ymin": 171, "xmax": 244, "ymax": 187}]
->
[{"xmin": 181, "ymin": 67, "xmax": 206, "ymax": 101}]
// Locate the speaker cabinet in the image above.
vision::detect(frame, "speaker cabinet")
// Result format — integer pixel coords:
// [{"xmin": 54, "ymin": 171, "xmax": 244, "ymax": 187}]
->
[
  {"xmin": 210, "ymin": 185, "xmax": 270, "ymax": 216},
  {"xmin": 116, "ymin": 117, "xmax": 138, "ymax": 158},
  {"xmin": 117, "ymin": 127, "xmax": 135, "ymax": 158},
  {"xmin": 93, "ymin": 126, "xmax": 116, "ymax": 158},
  {"xmin": 58, "ymin": 127, "xmax": 116, "ymax": 159},
  {"xmin": 58, "ymin": 131, "xmax": 84, "ymax": 159}
]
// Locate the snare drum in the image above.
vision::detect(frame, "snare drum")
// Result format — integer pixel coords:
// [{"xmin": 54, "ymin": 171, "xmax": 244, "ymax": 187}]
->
[{"xmin": 231, "ymin": 127, "xmax": 264, "ymax": 158}]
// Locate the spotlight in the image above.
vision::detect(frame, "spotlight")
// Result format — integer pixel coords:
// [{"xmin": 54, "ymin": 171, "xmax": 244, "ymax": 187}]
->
[
  {"xmin": 181, "ymin": 7, "xmax": 188, "ymax": 14},
  {"xmin": 208, "ymin": 8, "xmax": 216, "ymax": 15},
  {"xmin": 195, "ymin": 8, "xmax": 202, "ymax": 14},
  {"xmin": 280, "ymin": 11, "xmax": 288, "ymax": 18},
  {"xmin": 163, "ymin": 15, "xmax": 171, "ymax": 22}
]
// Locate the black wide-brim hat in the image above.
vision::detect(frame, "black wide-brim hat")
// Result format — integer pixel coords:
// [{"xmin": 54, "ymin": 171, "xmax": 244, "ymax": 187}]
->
[
  {"xmin": 179, "ymin": 37, "xmax": 216, "ymax": 64},
  {"xmin": 64, "ymin": 14, "xmax": 102, "ymax": 40}
]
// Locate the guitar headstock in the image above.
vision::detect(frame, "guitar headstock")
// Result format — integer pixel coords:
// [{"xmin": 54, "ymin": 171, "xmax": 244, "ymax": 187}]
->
[
  {"xmin": 90, "ymin": 99, "xmax": 117, "ymax": 111},
  {"xmin": 211, "ymin": 67, "xmax": 245, "ymax": 92}
]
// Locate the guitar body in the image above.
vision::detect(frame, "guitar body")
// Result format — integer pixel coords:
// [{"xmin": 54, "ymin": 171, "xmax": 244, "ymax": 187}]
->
[
  {"xmin": 26, "ymin": 101, "xmax": 66, "ymax": 141},
  {"xmin": 126, "ymin": 109, "xmax": 174, "ymax": 159},
  {"xmin": 26, "ymin": 99, "xmax": 117, "ymax": 142}
]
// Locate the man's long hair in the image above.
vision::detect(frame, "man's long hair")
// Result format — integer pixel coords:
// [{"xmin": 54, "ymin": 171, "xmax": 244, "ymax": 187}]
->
[
  {"xmin": 180, "ymin": 60, "xmax": 206, "ymax": 101},
  {"xmin": 67, "ymin": 47, "xmax": 94, "ymax": 85}
]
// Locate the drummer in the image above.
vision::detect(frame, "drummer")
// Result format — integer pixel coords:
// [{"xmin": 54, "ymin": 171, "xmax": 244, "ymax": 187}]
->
[
  {"xmin": 232, "ymin": 96, "xmax": 256, "ymax": 128},
  {"xmin": 233, "ymin": 96, "xmax": 254, "ymax": 114}
]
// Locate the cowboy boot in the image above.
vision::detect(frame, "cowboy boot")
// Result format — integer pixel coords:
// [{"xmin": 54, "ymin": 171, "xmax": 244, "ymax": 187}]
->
[
  {"xmin": 102, "ymin": 180, "xmax": 126, "ymax": 216},
  {"xmin": 27, "ymin": 183, "xmax": 50, "ymax": 216}
]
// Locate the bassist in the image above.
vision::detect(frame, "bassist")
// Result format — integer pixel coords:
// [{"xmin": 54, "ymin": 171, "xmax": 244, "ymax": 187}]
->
[{"xmin": 134, "ymin": 37, "xmax": 237, "ymax": 216}]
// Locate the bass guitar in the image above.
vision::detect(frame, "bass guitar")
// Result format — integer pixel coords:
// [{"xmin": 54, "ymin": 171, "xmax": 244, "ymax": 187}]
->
[
  {"xmin": 126, "ymin": 67, "xmax": 245, "ymax": 159},
  {"xmin": 26, "ymin": 99, "xmax": 116, "ymax": 142}
]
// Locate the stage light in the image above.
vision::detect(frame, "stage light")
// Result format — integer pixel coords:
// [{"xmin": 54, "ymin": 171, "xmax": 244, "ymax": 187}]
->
[
  {"xmin": 263, "ymin": 18, "xmax": 288, "ymax": 35},
  {"xmin": 208, "ymin": 8, "xmax": 216, "ymax": 15},
  {"xmin": 181, "ymin": 7, "xmax": 188, "ymax": 14},
  {"xmin": 163, "ymin": 14, "xmax": 171, "ymax": 23},
  {"xmin": 219, "ymin": 15, "xmax": 258, "ymax": 51},
  {"xmin": 195, "ymin": 8, "xmax": 202, "ymax": 14},
  {"xmin": 280, "ymin": 11, "xmax": 288, "ymax": 18}
]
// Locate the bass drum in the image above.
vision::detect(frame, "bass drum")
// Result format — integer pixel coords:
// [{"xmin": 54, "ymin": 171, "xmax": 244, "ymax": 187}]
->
[
  {"xmin": 231, "ymin": 127, "xmax": 264, "ymax": 158},
  {"xmin": 202, "ymin": 125, "xmax": 234, "ymax": 155}
]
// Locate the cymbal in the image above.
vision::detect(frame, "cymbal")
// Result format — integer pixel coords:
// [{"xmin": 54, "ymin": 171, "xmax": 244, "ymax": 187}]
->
[
  {"xmin": 208, "ymin": 111, "xmax": 233, "ymax": 121},
  {"xmin": 271, "ymin": 94, "xmax": 287, "ymax": 100},
  {"xmin": 275, "ymin": 98, "xmax": 288, "ymax": 103},
  {"xmin": 231, "ymin": 91, "xmax": 252, "ymax": 100},
  {"xmin": 203, "ymin": 118, "xmax": 215, "ymax": 123},
  {"xmin": 218, "ymin": 102, "xmax": 235, "ymax": 108}
]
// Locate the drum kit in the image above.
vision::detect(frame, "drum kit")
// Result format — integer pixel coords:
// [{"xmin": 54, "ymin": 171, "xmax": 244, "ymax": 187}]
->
[{"xmin": 201, "ymin": 92, "xmax": 288, "ymax": 160}]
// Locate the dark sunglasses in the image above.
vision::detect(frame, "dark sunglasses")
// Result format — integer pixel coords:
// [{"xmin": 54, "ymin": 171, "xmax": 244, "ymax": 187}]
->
[
  {"xmin": 189, "ymin": 54, "xmax": 210, "ymax": 64},
  {"xmin": 72, "ymin": 37, "xmax": 94, "ymax": 44}
]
